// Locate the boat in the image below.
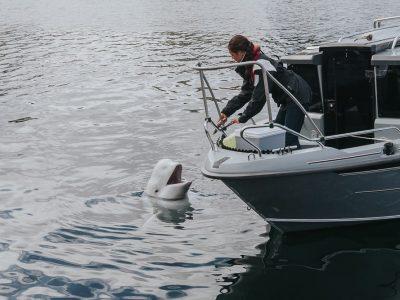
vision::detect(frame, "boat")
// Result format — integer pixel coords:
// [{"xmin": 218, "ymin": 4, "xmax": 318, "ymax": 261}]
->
[{"xmin": 194, "ymin": 16, "xmax": 400, "ymax": 232}]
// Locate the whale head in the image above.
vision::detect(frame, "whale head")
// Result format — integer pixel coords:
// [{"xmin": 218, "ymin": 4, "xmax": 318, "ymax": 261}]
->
[{"xmin": 145, "ymin": 159, "xmax": 192, "ymax": 200}]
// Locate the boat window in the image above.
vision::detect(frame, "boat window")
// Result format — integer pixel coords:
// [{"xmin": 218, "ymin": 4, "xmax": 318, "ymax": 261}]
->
[
  {"xmin": 321, "ymin": 47, "xmax": 375, "ymax": 148},
  {"xmin": 288, "ymin": 64, "xmax": 322, "ymax": 113},
  {"xmin": 377, "ymin": 65, "xmax": 400, "ymax": 118}
]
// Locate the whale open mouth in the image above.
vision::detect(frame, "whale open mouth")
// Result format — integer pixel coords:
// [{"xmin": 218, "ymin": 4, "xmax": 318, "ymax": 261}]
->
[
  {"xmin": 167, "ymin": 164, "xmax": 183, "ymax": 185},
  {"xmin": 146, "ymin": 159, "xmax": 192, "ymax": 200}
]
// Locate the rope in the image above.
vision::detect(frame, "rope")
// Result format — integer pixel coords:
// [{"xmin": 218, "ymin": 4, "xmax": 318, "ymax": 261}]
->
[{"xmin": 218, "ymin": 137, "xmax": 294, "ymax": 155}]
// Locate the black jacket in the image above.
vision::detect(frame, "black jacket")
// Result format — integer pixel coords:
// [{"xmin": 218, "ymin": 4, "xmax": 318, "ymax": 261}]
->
[{"xmin": 221, "ymin": 52, "xmax": 312, "ymax": 123}]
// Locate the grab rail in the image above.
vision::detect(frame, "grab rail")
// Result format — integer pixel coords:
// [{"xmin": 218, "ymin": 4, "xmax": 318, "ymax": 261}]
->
[
  {"xmin": 194, "ymin": 61, "xmax": 274, "ymax": 122},
  {"xmin": 392, "ymin": 35, "xmax": 400, "ymax": 49},
  {"xmin": 323, "ymin": 126, "xmax": 400, "ymax": 141},
  {"xmin": 194, "ymin": 61, "xmax": 400, "ymax": 157},
  {"xmin": 338, "ymin": 16, "xmax": 400, "ymax": 42},
  {"xmin": 338, "ymin": 25, "xmax": 399, "ymax": 43},
  {"xmin": 199, "ymin": 64, "xmax": 221, "ymax": 117},
  {"xmin": 374, "ymin": 16, "xmax": 400, "ymax": 28},
  {"xmin": 203, "ymin": 120, "xmax": 215, "ymax": 151},
  {"xmin": 266, "ymin": 69, "xmax": 323, "ymax": 137},
  {"xmin": 194, "ymin": 61, "xmax": 323, "ymax": 136},
  {"xmin": 338, "ymin": 29, "xmax": 376, "ymax": 43},
  {"xmin": 238, "ymin": 125, "xmax": 400, "ymax": 157}
]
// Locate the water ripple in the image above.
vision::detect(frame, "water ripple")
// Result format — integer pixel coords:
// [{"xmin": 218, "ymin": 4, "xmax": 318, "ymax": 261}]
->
[
  {"xmin": 0, "ymin": 265, "xmax": 159, "ymax": 299},
  {"xmin": 1, "ymin": 0, "xmax": 399, "ymax": 298}
]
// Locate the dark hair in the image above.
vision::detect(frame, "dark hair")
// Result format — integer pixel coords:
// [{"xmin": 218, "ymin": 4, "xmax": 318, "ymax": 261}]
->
[
  {"xmin": 228, "ymin": 35, "xmax": 254, "ymax": 61},
  {"xmin": 228, "ymin": 35, "xmax": 256, "ymax": 81}
]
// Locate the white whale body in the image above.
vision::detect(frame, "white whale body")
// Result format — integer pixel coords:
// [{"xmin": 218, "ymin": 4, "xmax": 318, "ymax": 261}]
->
[
  {"xmin": 145, "ymin": 159, "xmax": 192, "ymax": 200},
  {"xmin": 151, "ymin": 198, "xmax": 192, "ymax": 223}
]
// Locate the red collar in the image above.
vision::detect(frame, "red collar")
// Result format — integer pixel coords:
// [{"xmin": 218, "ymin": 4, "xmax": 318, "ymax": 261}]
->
[
  {"xmin": 252, "ymin": 44, "xmax": 261, "ymax": 60},
  {"xmin": 249, "ymin": 44, "xmax": 261, "ymax": 83}
]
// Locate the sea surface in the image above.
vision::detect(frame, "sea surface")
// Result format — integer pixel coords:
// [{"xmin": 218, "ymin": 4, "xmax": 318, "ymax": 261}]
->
[{"xmin": 1, "ymin": 0, "xmax": 400, "ymax": 299}]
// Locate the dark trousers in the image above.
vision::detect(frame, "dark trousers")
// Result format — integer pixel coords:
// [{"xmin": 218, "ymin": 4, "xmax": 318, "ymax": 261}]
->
[{"xmin": 275, "ymin": 102, "xmax": 308, "ymax": 147}]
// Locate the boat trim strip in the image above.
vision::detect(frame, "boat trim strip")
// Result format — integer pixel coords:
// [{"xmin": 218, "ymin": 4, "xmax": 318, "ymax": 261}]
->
[
  {"xmin": 267, "ymin": 214, "xmax": 400, "ymax": 223},
  {"xmin": 307, "ymin": 151, "xmax": 381, "ymax": 165},
  {"xmin": 339, "ymin": 163, "xmax": 400, "ymax": 176},
  {"xmin": 201, "ymin": 156, "xmax": 400, "ymax": 179},
  {"xmin": 354, "ymin": 187, "xmax": 400, "ymax": 194}
]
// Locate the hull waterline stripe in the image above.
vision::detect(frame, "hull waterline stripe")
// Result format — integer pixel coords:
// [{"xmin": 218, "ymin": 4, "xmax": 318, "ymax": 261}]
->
[
  {"xmin": 266, "ymin": 214, "xmax": 400, "ymax": 223},
  {"xmin": 339, "ymin": 164, "xmax": 400, "ymax": 176},
  {"xmin": 354, "ymin": 187, "xmax": 400, "ymax": 194}
]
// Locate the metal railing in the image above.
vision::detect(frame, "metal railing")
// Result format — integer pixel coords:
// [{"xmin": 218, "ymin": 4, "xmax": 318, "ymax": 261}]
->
[
  {"xmin": 338, "ymin": 26, "xmax": 399, "ymax": 43},
  {"xmin": 194, "ymin": 61, "xmax": 322, "ymax": 130},
  {"xmin": 195, "ymin": 61, "xmax": 274, "ymax": 122},
  {"xmin": 338, "ymin": 16, "xmax": 400, "ymax": 42},
  {"xmin": 194, "ymin": 61, "xmax": 400, "ymax": 156},
  {"xmin": 338, "ymin": 29, "xmax": 376, "ymax": 43},
  {"xmin": 240, "ymin": 123, "xmax": 324, "ymax": 157},
  {"xmin": 374, "ymin": 16, "xmax": 400, "ymax": 28},
  {"xmin": 392, "ymin": 35, "xmax": 400, "ymax": 49},
  {"xmin": 323, "ymin": 126, "xmax": 400, "ymax": 141}
]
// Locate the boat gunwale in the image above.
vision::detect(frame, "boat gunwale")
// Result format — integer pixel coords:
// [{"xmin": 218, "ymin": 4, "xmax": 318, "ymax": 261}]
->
[{"xmin": 201, "ymin": 153, "xmax": 400, "ymax": 179}]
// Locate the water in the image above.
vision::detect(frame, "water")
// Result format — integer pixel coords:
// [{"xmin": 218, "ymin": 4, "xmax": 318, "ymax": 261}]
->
[
  {"xmin": 218, "ymin": 221, "xmax": 400, "ymax": 299},
  {"xmin": 1, "ymin": 0, "xmax": 400, "ymax": 298}
]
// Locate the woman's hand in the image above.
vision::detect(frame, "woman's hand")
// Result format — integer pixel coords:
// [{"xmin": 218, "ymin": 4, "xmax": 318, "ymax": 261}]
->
[{"xmin": 216, "ymin": 113, "xmax": 227, "ymax": 127}]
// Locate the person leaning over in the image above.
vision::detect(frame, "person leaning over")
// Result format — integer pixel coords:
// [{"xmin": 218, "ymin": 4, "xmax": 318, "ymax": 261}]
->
[{"xmin": 217, "ymin": 35, "xmax": 312, "ymax": 148}]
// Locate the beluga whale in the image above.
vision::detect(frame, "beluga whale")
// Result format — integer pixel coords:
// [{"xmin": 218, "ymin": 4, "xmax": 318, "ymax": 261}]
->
[{"xmin": 145, "ymin": 159, "xmax": 192, "ymax": 200}]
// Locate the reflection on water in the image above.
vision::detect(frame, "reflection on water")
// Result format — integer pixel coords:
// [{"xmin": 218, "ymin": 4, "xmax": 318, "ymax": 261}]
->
[
  {"xmin": 150, "ymin": 197, "xmax": 194, "ymax": 225},
  {"xmin": 219, "ymin": 221, "xmax": 400, "ymax": 300},
  {"xmin": 0, "ymin": 264, "xmax": 160, "ymax": 299},
  {"xmin": 1, "ymin": 0, "xmax": 400, "ymax": 298}
]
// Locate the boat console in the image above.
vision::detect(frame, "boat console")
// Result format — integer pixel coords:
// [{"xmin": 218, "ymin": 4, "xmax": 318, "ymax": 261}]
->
[{"xmin": 281, "ymin": 22, "xmax": 400, "ymax": 149}]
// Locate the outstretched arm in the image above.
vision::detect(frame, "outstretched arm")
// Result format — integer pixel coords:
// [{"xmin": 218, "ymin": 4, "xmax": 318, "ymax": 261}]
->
[
  {"xmin": 221, "ymin": 79, "xmax": 252, "ymax": 118},
  {"xmin": 237, "ymin": 78, "xmax": 267, "ymax": 123}
]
